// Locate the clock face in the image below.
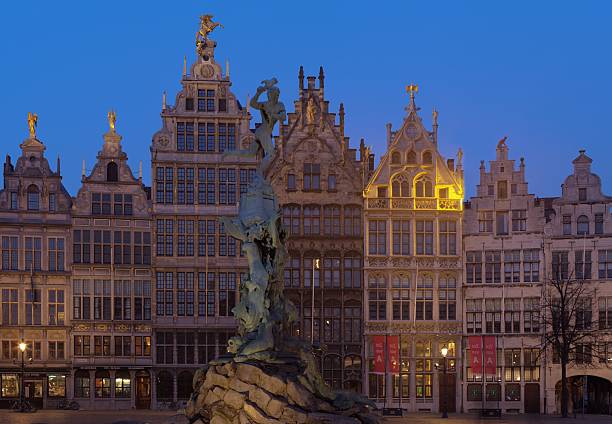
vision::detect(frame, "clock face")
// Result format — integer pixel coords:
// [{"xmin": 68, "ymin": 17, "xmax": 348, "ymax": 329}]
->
[{"xmin": 405, "ymin": 124, "xmax": 419, "ymax": 139}]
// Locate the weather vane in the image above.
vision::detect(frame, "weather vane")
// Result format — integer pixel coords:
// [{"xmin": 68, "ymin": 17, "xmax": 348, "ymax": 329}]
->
[{"xmin": 406, "ymin": 83, "xmax": 419, "ymax": 99}]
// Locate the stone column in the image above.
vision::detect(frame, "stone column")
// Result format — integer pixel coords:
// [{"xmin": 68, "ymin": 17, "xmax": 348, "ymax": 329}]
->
[
  {"xmin": 89, "ymin": 369, "xmax": 95, "ymax": 407},
  {"xmin": 151, "ymin": 370, "xmax": 157, "ymax": 410},
  {"xmin": 110, "ymin": 369, "xmax": 116, "ymax": 407},
  {"xmin": 173, "ymin": 371, "xmax": 178, "ymax": 403},
  {"xmin": 130, "ymin": 369, "xmax": 136, "ymax": 409}
]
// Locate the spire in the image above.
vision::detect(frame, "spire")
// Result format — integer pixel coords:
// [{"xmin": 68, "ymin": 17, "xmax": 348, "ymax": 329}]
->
[
  {"xmin": 298, "ymin": 65, "xmax": 304, "ymax": 92},
  {"xmin": 432, "ymin": 107, "xmax": 439, "ymax": 145},
  {"xmin": 339, "ymin": 102, "xmax": 345, "ymax": 139},
  {"xmin": 57, "ymin": 155, "xmax": 61, "ymax": 175},
  {"xmin": 405, "ymin": 83, "xmax": 419, "ymax": 114},
  {"xmin": 82, "ymin": 160, "xmax": 86, "ymax": 178},
  {"xmin": 162, "ymin": 91, "xmax": 167, "ymax": 111},
  {"xmin": 138, "ymin": 160, "xmax": 143, "ymax": 181},
  {"xmin": 318, "ymin": 66, "xmax": 325, "ymax": 89},
  {"xmin": 183, "ymin": 56, "xmax": 187, "ymax": 77},
  {"xmin": 225, "ymin": 59, "xmax": 230, "ymax": 78}
]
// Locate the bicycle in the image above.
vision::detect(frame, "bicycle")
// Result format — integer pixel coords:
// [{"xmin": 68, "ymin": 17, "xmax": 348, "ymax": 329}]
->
[{"xmin": 58, "ymin": 398, "xmax": 80, "ymax": 410}]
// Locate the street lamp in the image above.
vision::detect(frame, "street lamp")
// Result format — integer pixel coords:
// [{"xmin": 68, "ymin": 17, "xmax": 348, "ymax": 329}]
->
[
  {"xmin": 18, "ymin": 341, "xmax": 27, "ymax": 412},
  {"xmin": 311, "ymin": 258, "xmax": 320, "ymax": 346},
  {"xmin": 440, "ymin": 346, "xmax": 449, "ymax": 419}
]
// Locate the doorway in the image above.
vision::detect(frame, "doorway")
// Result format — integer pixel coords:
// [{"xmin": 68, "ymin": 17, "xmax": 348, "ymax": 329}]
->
[
  {"xmin": 24, "ymin": 380, "xmax": 43, "ymax": 409},
  {"xmin": 136, "ymin": 373, "xmax": 151, "ymax": 409},
  {"xmin": 524, "ymin": 383, "xmax": 540, "ymax": 413},
  {"xmin": 439, "ymin": 373, "xmax": 456, "ymax": 413}
]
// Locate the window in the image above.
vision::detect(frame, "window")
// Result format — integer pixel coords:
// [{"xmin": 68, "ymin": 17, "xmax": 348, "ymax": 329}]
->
[
  {"xmin": 485, "ymin": 251, "xmax": 501, "ymax": 283},
  {"xmin": 392, "ymin": 220, "xmax": 410, "ymax": 256},
  {"xmin": 415, "ymin": 341, "xmax": 432, "ymax": 399},
  {"xmin": 218, "ymin": 222, "xmax": 236, "ymax": 257},
  {"xmin": 415, "ymin": 275, "xmax": 433, "ymax": 320},
  {"xmin": 25, "ymin": 289, "xmax": 41, "ymax": 325},
  {"xmin": 156, "ymin": 332, "xmax": 174, "ymax": 364},
  {"xmin": 439, "ymin": 220, "xmax": 456, "ymax": 255},
  {"xmin": 113, "ymin": 231, "xmax": 131, "ymax": 265},
  {"xmin": 415, "ymin": 176, "xmax": 433, "ymax": 197},
  {"xmin": 511, "ymin": 210, "xmax": 527, "ymax": 232},
  {"xmin": 391, "ymin": 151, "xmax": 401, "ymax": 164},
  {"xmin": 343, "ymin": 254, "xmax": 361, "ymax": 288},
  {"xmin": 497, "ymin": 181, "xmax": 507, "ymax": 199},
  {"xmin": 479, "ymin": 211, "xmax": 493, "ymax": 233},
  {"xmin": 218, "ymin": 123, "xmax": 236, "ymax": 152},
  {"xmin": 287, "ymin": 173, "xmax": 296, "ymax": 190},
  {"xmin": 218, "ymin": 272, "xmax": 236, "ymax": 317},
  {"xmin": 524, "ymin": 349, "xmax": 540, "ymax": 381},
  {"xmin": 93, "ymin": 336, "xmax": 111, "ymax": 356},
  {"xmin": 438, "ymin": 275, "xmax": 456, "ymax": 320},
  {"xmin": 391, "ymin": 275, "xmax": 410, "ymax": 321},
  {"xmin": 343, "ymin": 304, "xmax": 362, "ymax": 343},
  {"xmin": 218, "ymin": 168, "xmax": 237, "ymax": 205},
  {"xmin": 176, "ymin": 122, "xmax": 194, "ymax": 151},
  {"xmin": 95, "ymin": 370, "xmax": 111, "ymax": 398},
  {"xmin": 176, "ymin": 332, "xmax": 195, "ymax": 364},
  {"xmin": 466, "ymin": 299, "xmax": 483, "ymax": 334},
  {"xmin": 1, "ymin": 289, "xmax": 18, "ymax": 325},
  {"xmin": 156, "ymin": 219, "xmax": 173, "ymax": 257},
  {"xmin": 1, "ymin": 236, "xmax": 19, "ymax": 270},
  {"xmin": 406, "ymin": 151, "xmax": 416, "ymax": 164},
  {"xmin": 303, "ymin": 205, "xmax": 321, "ymax": 235},
  {"xmin": 105, "ymin": 162, "xmax": 119, "ymax": 182},
  {"xmin": 113, "ymin": 280, "xmax": 131, "ymax": 320},
  {"xmin": 114, "ymin": 336, "xmax": 131, "ymax": 356},
  {"xmin": 579, "ymin": 188, "xmax": 587, "ymax": 201},
  {"xmin": 368, "ymin": 276, "xmax": 387, "ymax": 320},
  {"xmin": 575, "ymin": 343, "xmax": 592, "ymax": 364},
  {"xmin": 72, "ymin": 230, "xmax": 90, "ymax": 264},
  {"xmin": 504, "ymin": 298, "xmax": 521, "ymax": 333},
  {"xmin": 197, "ymin": 220, "xmax": 216, "ymax": 257},
  {"xmin": 177, "ymin": 272, "xmax": 195, "ymax": 316},
  {"xmin": 511, "ymin": 183, "xmax": 517, "ymax": 194},
  {"xmin": 218, "ymin": 98, "xmax": 227, "ymax": 112},
  {"xmin": 74, "ymin": 335, "xmax": 90, "ymax": 356},
  {"xmin": 114, "ymin": 371, "xmax": 131, "ymax": 398},
  {"xmin": 284, "ymin": 255, "xmax": 300, "ymax": 288},
  {"xmin": 416, "ymin": 220, "xmax": 433, "ymax": 255},
  {"xmin": 323, "ymin": 205, "xmax": 341, "ymax": 236},
  {"xmin": 552, "ymin": 251, "xmax": 569, "ymax": 280},
  {"xmin": 377, "ymin": 187, "xmax": 387, "ymax": 197},
  {"xmin": 523, "ymin": 298, "xmax": 540, "ymax": 333},
  {"xmin": 485, "ymin": 298, "xmax": 502, "ymax": 333},
  {"xmin": 93, "ymin": 230, "xmax": 111, "ymax": 264},
  {"xmin": 27, "ymin": 185, "xmax": 39, "ymax": 210},
  {"xmin": 322, "ymin": 256, "xmax": 340, "ymax": 289},
  {"xmin": 523, "ymin": 249, "xmax": 540, "ymax": 282},
  {"xmin": 48, "ymin": 237, "xmax": 65, "ymax": 271},
  {"xmin": 328, "ymin": 174, "xmax": 337, "ymax": 191},
  {"xmin": 422, "ymin": 151, "xmax": 432, "ymax": 165},
  {"xmin": 197, "ymin": 122, "xmax": 214, "ymax": 152},
  {"xmin": 177, "ymin": 220, "xmax": 195, "ymax": 257},
  {"xmin": 562, "ymin": 215, "xmax": 571, "ymax": 235},
  {"xmin": 487, "ymin": 185, "xmax": 494, "ymax": 196},
  {"xmin": 575, "ymin": 298, "xmax": 592, "ymax": 330},
  {"xmin": 25, "ymin": 237, "xmax": 42, "ymax": 271},
  {"xmin": 598, "ymin": 250, "xmax": 612, "ymax": 279},
  {"xmin": 155, "ymin": 167, "xmax": 174, "ymax": 204},
  {"xmin": 156, "ymin": 272, "xmax": 173, "ymax": 316},
  {"xmin": 496, "ymin": 211, "xmax": 508, "ymax": 235},
  {"xmin": 391, "ymin": 176, "xmax": 410, "ymax": 197},
  {"xmin": 323, "ymin": 355, "xmax": 342, "ymax": 390},
  {"xmin": 93, "ymin": 280, "xmax": 111, "ymax": 320},
  {"xmin": 577, "ymin": 215, "xmax": 589, "ymax": 235},
  {"xmin": 599, "ymin": 297, "xmax": 612, "ymax": 329},
  {"xmin": 48, "ymin": 341, "xmax": 65, "ymax": 360},
  {"xmin": 504, "ymin": 250, "xmax": 520, "ymax": 283},
  {"xmin": 1, "ymin": 341, "xmax": 18, "ymax": 360},
  {"xmin": 133, "ymin": 232, "xmax": 151, "ymax": 265},
  {"xmin": 197, "ymin": 168, "xmax": 216, "ymax": 204},
  {"xmin": 303, "ymin": 163, "xmax": 320, "ymax": 190},
  {"xmin": 595, "ymin": 213, "xmax": 604, "ymax": 234},
  {"xmin": 323, "ymin": 304, "xmax": 341, "ymax": 343},
  {"xmin": 49, "ymin": 193, "xmax": 56, "ymax": 212},
  {"xmin": 72, "ymin": 280, "xmax": 91, "ymax": 320},
  {"xmin": 135, "ymin": 336, "xmax": 151, "ymax": 356},
  {"xmin": 198, "ymin": 89, "xmax": 215, "ymax": 112},
  {"xmin": 185, "ymin": 97, "xmax": 194, "ymax": 111},
  {"xmin": 575, "ymin": 250, "xmax": 591, "ymax": 280},
  {"xmin": 466, "ymin": 251, "xmax": 482, "ymax": 284},
  {"xmin": 133, "ymin": 280, "xmax": 151, "ymax": 320},
  {"xmin": 344, "ymin": 205, "xmax": 361, "ymax": 237},
  {"xmin": 304, "ymin": 256, "xmax": 321, "ymax": 288},
  {"xmin": 9, "ymin": 192, "xmax": 17, "ymax": 210},
  {"xmin": 48, "ymin": 375, "xmax": 66, "ymax": 398},
  {"xmin": 368, "ymin": 220, "xmax": 386, "ymax": 255},
  {"xmin": 48, "ymin": 289, "xmax": 64, "ymax": 325},
  {"xmin": 282, "ymin": 205, "xmax": 300, "ymax": 236},
  {"xmin": 74, "ymin": 370, "xmax": 90, "ymax": 398},
  {"xmin": 504, "ymin": 349, "xmax": 521, "ymax": 384}
]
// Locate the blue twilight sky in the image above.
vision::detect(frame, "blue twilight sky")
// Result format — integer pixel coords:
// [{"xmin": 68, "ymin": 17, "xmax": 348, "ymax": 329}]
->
[{"xmin": 1, "ymin": 0, "xmax": 611, "ymax": 198}]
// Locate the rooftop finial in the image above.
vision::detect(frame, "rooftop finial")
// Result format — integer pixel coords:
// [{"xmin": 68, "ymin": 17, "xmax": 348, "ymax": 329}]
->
[
  {"xmin": 298, "ymin": 66, "xmax": 304, "ymax": 91},
  {"xmin": 27, "ymin": 112, "xmax": 38, "ymax": 139},
  {"xmin": 432, "ymin": 107, "xmax": 438, "ymax": 126},
  {"xmin": 162, "ymin": 91, "xmax": 167, "ymax": 110},
  {"xmin": 318, "ymin": 66, "xmax": 325, "ymax": 89},
  {"xmin": 406, "ymin": 84, "xmax": 418, "ymax": 111},
  {"xmin": 183, "ymin": 56, "xmax": 187, "ymax": 76}
]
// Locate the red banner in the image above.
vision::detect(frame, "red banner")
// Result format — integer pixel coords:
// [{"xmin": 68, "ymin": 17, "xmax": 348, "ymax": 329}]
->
[
  {"xmin": 468, "ymin": 336, "xmax": 482, "ymax": 374},
  {"xmin": 372, "ymin": 335, "xmax": 385, "ymax": 373},
  {"xmin": 484, "ymin": 336, "xmax": 497, "ymax": 375},
  {"xmin": 387, "ymin": 336, "xmax": 399, "ymax": 374}
]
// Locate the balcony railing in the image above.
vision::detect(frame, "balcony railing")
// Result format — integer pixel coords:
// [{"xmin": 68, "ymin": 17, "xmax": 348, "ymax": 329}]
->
[{"xmin": 367, "ymin": 197, "xmax": 461, "ymax": 211}]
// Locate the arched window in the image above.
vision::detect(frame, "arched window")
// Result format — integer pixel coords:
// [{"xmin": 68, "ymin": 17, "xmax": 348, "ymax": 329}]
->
[
  {"xmin": 323, "ymin": 354, "xmax": 342, "ymax": 390},
  {"xmin": 407, "ymin": 151, "xmax": 417, "ymax": 164},
  {"xmin": 415, "ymin": 176, "xmax": 433, "ymax": 197},
  {"xmin": 95, "ymin": 370, "xmax": 111, "ymax": 398},
  {"xmin": 422, "ymin": 151, "xmax": 433, "ymax": 165},
  {"xmin": 391, "ymin": 151, "xmax": 401, "ymax": 164},
  {"xmin": 27, "ymin": 185, "xmax": 39, "ymax": 210},
  {"xmin": 156, "ymin": 371, "xmax": 173, "ymax": 400},
  {"xmin": 107, "ymin": 162, "xmax": 118, "ymax": 182},
  {"xmin": 391, "ymin": 175, "xmax": 410, "ymax": 197},
  {"xmin": 74, "ymin": 369, "xmax": 90, "ymax": 398},
  {"xmin": 115, "ymin": 370, "xmax": 131, "ymax": 398},
  {"xmin": 177, "ymin": 371, "xmax": 193, "ymax": 400},
  {"xmin": 577, "ymin": 215, "xmax": 589, "ymax": 235}
]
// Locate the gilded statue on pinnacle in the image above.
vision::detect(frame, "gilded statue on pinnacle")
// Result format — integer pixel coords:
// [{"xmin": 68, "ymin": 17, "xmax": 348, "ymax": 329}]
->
[
  {"xmin": 27, "ymin": 112, "xmax": 38, "ymax": 139},
  {"xmin": 196, "ymin": 14, "xmax": 223, "ymax": 56}
]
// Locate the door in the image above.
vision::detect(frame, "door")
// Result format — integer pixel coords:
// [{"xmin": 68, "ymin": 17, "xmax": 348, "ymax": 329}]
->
[
  {"xmin": 24, "ymin": 380, "xmax": 43, "ymax": 409},
  {"xmin": 136, "ymin": 375, "xmax": 151, "ymax": 409},
  {"xmin": 438, "ymin": 373, "xmax": 456, "ymax": 413},
  {"xmin": 525, "ymin": 383, "xmax": 540, "ymax": 413}
]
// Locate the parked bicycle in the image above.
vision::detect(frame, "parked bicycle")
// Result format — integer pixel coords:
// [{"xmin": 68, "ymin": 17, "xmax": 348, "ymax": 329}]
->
[
  {"xmin": 10, "ymin": 399, "xmax": 36, "ymax": 412},
  {"xmin": 57, "ymin": 398, "xmax": 80, "ymax": 410}
]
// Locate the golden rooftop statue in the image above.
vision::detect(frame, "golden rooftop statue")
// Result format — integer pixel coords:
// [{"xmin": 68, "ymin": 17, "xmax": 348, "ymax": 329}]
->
[
  {"xmin": 27, "ymin": 112, "xmax": 38, "ymax": 139},
  {"xmin": 107, "ymin": 110, "xmax": 117, "ymax": 132},
  {"xmin": 196, "ymin": 14, "xmax": 223, "ymax": 56}
]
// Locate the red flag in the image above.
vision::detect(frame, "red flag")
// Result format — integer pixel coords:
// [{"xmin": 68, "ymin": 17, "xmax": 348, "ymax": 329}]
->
[
  {"xmin": 468, "ymin": 336, "xmax": 483, "ymax": 374},
  {"xmin": 372, "ymin": 336, "xmax": 385, "ymax": 373},
  {"xmin": 484, "ymin": 336, "xmax": 497, "ymax": 375},
  {"xmin": 387, "ymin": 336, "xmax": 399, "ymax": 374}
]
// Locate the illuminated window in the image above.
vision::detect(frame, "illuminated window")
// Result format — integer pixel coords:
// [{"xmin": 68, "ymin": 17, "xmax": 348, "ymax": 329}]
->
[
  {"xmin": 415, "ymin": 340, "xmax": 432, "ymax": 399},
  {"xmin": 391, "ymin": 175, "xmax": 409, "ymax": 197},
  {"xmin": 95, "ymin": 370, "xmax": 110, "ymax": 398},
  {"xmin": 414, "ymin": 176, "xmax": 433, "ymax": 197}
]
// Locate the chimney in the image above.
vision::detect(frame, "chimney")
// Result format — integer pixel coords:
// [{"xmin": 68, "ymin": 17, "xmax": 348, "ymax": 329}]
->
[
  {"xmin": 386, "ymin": 123, "xmax": 392, "ymax": 146},
  {"xmin": 298, "ymin": 66, "xmax": 304, "ymax": 92}
]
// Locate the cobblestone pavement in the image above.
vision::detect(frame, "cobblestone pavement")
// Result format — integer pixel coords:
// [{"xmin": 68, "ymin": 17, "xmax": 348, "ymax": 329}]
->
[{"xmin": 0, "ymin": 411, "xmax": 611, "ymax": 424}]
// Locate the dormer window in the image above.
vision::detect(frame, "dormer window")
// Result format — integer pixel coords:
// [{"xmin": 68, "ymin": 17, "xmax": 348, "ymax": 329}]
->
[
  {"xmin": 579, "ymin": 188, "xmax": 587, "ymax": 202},
  {"xmin": 391, "ymin": 152, "xmax": 401, "ymax": 165},
  {"xmin": 49, "ymin": 193, "xmax": 56, "ymax": 212},
  {"xmin": 497, "ymin": 181, "xmax": 508, "ymax": 199},
  {"xmin": 27, "ymin": 185, "xmax": 40, "ymax": 211},
  {"xmin": 198, "ymin": 89, "xmax": 215, "ymax": 112},
  {"xmin": 415, "ymin": 176, "xmax": 433, "ymax": 197},
  {"xmin": 422, "ymin": 151, "xmax": 433, "ymax": 165},
  {"xmin": 185, "ymin": 98, "xmax": 194, "ymax": 111},
  {"xmin": 107, "ymin": 162, "xmax": 118, "ymax": 182},
  {"xmin": 407, "ymin": 151, "xmax": 417, "ymax": 164}
]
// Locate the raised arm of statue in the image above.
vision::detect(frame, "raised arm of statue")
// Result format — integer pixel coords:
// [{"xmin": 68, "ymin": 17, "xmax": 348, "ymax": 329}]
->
[{"xmin": 249, "ymin": 86, "xmax": 266, "ymax": 110}]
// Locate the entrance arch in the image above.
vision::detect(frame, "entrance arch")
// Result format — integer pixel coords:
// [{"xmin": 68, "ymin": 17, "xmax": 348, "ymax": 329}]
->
[{"xmin": 555, "ymin": 375, "xmax": 612, "ymax": 415}]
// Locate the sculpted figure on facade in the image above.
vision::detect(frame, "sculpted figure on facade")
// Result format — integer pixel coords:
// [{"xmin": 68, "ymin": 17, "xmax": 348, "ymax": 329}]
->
[
  {"xmin": 196, "ymin": 14, "xmax": 223, "ymax": 56},
  {"xmin": 27, "ymin": 111, "xmax": 38, "ymax": 139}
]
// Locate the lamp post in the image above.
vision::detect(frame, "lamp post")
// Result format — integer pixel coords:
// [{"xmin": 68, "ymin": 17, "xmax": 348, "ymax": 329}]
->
[
  {"xmin": 311, "ymin": 258, "xmax": 320, "ymax": 346},
  {"xmin": 440, "ymin": 346, "xmax": 449, "ymax": 419},
  {"xmin": 18, "ymin": 341, "xmax": 27, "ymax": 412}
]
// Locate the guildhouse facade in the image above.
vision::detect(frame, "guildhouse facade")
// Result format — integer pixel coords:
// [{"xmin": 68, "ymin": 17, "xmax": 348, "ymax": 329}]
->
[
  {"xmin": 363, "ymin": 91, "xmax": 464, "ymax": 412},
  {"xmin": 0, "ymin": 123, "xmax": 72, "ymax": 409},
  {"xmin": 462, "ymin": 138, "xmax": 546, "ymax": 414},
  {"xmin": 70, "ymin": 120, "xmax": 153, "ymax": 409},
  {"xmin": 268, "ymin": 67, "xmax": 372, "ymax": 392},
  {"xmin": 149, "ymin": 35, "xmax": 255, "ymax": 406}
]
